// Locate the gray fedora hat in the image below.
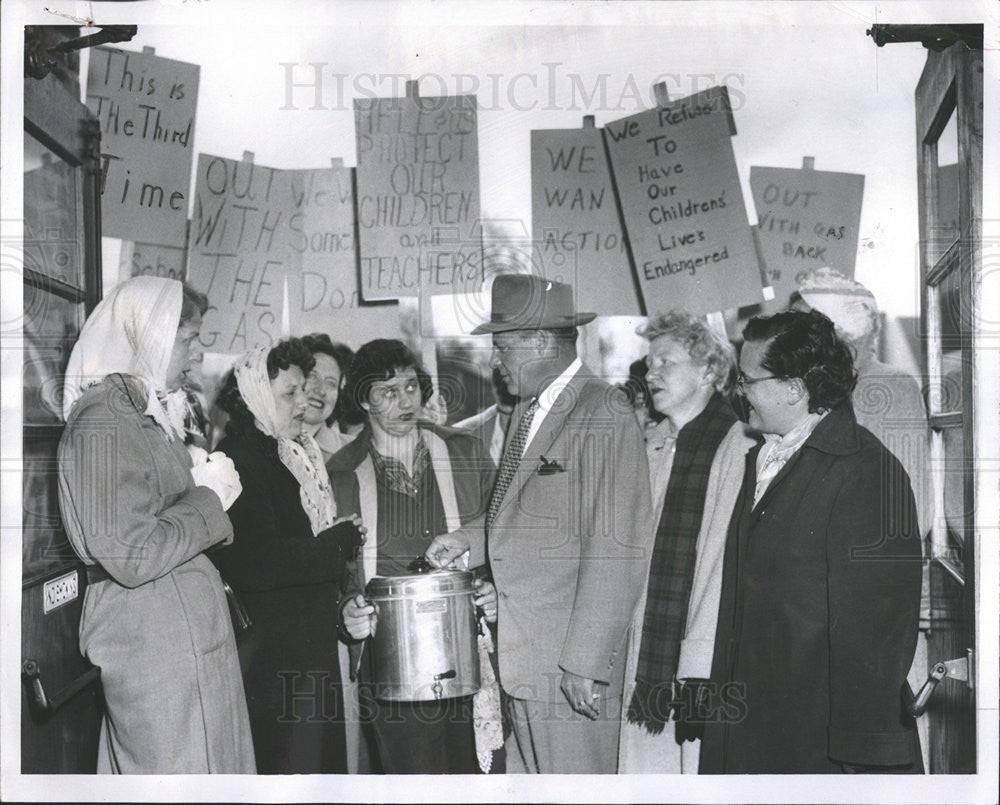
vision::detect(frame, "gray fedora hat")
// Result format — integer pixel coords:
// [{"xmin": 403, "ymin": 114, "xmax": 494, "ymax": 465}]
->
[{"xmin": 471, "ymin": 274, "xmax": 597, "ymax": 335}]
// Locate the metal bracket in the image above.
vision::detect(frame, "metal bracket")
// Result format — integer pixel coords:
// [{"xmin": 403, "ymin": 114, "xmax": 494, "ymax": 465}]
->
[
  {"xmin": 909, "ymin": 648, "xmax": 974, "ymax": 717},
  {"xmin": 22, "ymin": 659, "xmax": 101, "ymax": 719},
  {"xmin": 25, "ymin": 25, "xmax": 137, "ymax": 80}
]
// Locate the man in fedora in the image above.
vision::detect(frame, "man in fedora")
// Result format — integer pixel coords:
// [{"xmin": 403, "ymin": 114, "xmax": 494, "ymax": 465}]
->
[{"xmin": 427, "ymin": 274, "xmax": 653, "ymax": 774}]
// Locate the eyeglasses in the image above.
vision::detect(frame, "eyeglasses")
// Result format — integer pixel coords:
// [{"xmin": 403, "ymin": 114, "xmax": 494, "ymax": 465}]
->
[{"xmin": 736, "ymin": 372, "xmax": 779, "ymax": 393}]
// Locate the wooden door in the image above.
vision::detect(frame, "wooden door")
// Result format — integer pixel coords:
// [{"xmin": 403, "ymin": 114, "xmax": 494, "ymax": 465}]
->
[
  {"xmin": 914, "ymin": 38, "xmax": 981, "ymax": 774},
  {"xmin": 21, "ymin": 26, "xmax": 104, "ymax": 773}
]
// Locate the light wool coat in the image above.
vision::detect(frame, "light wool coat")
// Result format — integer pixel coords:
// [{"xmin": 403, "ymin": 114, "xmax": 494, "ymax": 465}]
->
[
  {"xmin": 58, "ymin": 374, "xmax": 255, "ymax": 774},
  {"xmin": 619, "ymin": 419, "xmax": 754, "ymax": 773}
]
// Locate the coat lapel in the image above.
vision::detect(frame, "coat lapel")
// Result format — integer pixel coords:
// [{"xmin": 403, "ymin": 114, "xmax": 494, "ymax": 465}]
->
[{"xmin": 491, "ymin": 372, "xmax": 585, "ymax": 526}]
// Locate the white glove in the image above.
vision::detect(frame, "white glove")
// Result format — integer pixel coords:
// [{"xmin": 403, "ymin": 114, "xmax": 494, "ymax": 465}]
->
[{"xmin": 191, "ymin": 451, "xmax": 242, "ymax": 511}]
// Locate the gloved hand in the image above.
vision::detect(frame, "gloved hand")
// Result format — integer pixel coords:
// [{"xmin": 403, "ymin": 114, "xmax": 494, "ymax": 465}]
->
[
  {"xmin": 673, "ymin": 678, "xmax": 712, "ymax": 745},
  {"xmin": 318, "ymin": 516, "xmax": 366, "ymax": 558},
  {"xmin": 191, "ymin": 451, "xmax": 242, "ymax": 511}
]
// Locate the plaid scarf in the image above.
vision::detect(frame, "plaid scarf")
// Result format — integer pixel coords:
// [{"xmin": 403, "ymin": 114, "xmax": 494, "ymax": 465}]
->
[{"xmin": 627, "ymin": 393, "xmax": 737, "ymax": 734}]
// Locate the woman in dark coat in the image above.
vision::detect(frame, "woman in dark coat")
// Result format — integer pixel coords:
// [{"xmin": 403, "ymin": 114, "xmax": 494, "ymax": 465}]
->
[
  {"xmin": 211, "ymin": 338, "xmax": 363, "ymax": 774},
  {"xmin": 700, "ymin": 310, "xmax": 923, "ymax": 774}
]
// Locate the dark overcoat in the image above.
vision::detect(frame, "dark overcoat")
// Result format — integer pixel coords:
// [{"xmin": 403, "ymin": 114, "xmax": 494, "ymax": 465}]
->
[
  {"xmin": 699, "ymin": 404, "xmax": 923, "ymax": 773},
  {"xmin": 211, "ymin": 427, "xmax": 351, "ymax": 774}
]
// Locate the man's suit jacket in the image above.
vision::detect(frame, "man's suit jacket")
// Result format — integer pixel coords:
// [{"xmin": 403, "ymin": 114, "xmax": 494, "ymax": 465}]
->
[{"xmin": 463, "ymin": 369, "xmax": 654, "ymax": 704}]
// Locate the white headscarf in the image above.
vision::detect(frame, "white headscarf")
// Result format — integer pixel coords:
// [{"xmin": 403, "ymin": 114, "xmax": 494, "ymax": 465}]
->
[
  {"xmin": 795, "ymin": 267, "xmax": 879, "ymax": 345},
  {"xmin": 234, "ymin": 346, "xmax": 338, "ymax": 536},
  {"xmin": 62, "ymin": 276, "xmax": 187, "ymax": 439}
]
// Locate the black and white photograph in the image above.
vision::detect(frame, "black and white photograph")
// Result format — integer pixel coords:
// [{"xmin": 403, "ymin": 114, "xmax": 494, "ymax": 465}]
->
[{"xmin": 1, "ymin": 1, "xmax": 997, "ymax": 802}]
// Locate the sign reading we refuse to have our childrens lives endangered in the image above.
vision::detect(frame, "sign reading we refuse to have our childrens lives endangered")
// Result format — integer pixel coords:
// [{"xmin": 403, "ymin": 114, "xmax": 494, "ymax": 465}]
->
[
  {"xmin": 750, "ymin": 164, "xmax": 864, "ymax": 307},
  {"xmin": 354, "ymin": 89, "xmax": 482, "ymax": 300},
  {"xmin": 604, "ymin": 86, "xmax": 763, "ymax": 315},
  {"xmin": 86, "ymin": 47, "xmax": 198, "ymax": 248},
  {"xmin": 532, "ymin": 121, "xmax": 640, "ymax": 315}
]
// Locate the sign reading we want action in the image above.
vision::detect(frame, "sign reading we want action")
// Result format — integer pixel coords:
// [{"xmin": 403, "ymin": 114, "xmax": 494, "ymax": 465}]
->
[
  {"xmin": 604, "ymin": 86, "xmax": 763, "ymax": 315},
  {"xmin": 531, "ymin": 123, "xmax": 639, "ymax": 315},
  {"xmin": 86, "ymin": 47, "xmax": 198, "ymax": 247},
  {"xmin": 354, "ymin": 91, "xmax": 482, "ymax": 300}
]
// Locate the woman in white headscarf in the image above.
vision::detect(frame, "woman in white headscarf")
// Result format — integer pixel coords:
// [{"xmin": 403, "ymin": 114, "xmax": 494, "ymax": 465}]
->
[
  {"xmin": 58, "ymin": 276, "xmax": 255, "ymax": 774},
  {"xmin": 210, "ymin": 338, "xmax": 364, "ymax": 774}
]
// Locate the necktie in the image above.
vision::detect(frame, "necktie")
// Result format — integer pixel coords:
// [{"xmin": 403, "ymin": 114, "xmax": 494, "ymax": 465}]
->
[{"xmin": 486, "ymin": 398, "xmax": 539, "ymax": 532}]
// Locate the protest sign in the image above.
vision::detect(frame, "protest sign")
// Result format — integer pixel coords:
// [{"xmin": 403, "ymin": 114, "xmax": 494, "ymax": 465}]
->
[
  {"xmin": 286, "ymin": 163, "xmax": 401, "ymax": 345},
  {"xmin": 750, "ymin": 161, "xmax": 864, "ymax": 304},
  {"xmin": 354, "ymin": 85, "xmax": 482, "ymax": 300},
  {"xmin": 86, "ymin": 46, "xmax": 198, "ymax": 247},
  {"xmin": 119, "ymin": 240, "xmax": 187, "ymax": 282},
  {"xmin": 604, "ymin": 85, "xmax": 763, "ymax": 315},
  {"xmin": 186, "ymin": 152, "xmax": 287, "ymax": 353},
  {"xmin": 532, "ymin": 117, "xmax": 639, "ymax": 314}
]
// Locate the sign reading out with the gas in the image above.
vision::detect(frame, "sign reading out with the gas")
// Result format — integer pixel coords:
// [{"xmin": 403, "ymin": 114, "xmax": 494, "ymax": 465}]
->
[
  {"xmin": 187, "ymin": 154, "xmax": 288, "ymax": 353},
  {"xmin": 532, "ymin": 126, "xmax": 639, "ymax": 315},
  {"xmin": 86, "ymin": 46, "xmax": 198, "ymax": 247},
  {"xmin": 354, "ymin": 93, "xmax": 482, "ymax": 299},
  {"xmin": 604, "ymin": 86, "xmax": 762, "ymax": 315},
  {"xmin": 750, "ymin": 165, "xmax": 864, "ymax": 304}
]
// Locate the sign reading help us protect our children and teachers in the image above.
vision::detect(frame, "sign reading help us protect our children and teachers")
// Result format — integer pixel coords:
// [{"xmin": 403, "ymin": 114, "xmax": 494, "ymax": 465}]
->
[{"xmin": 354, "ymin": 92, "xmax": 483, "ymax": 301}]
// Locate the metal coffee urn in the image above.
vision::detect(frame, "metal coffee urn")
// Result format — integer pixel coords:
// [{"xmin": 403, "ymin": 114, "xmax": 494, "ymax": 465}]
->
[{"xmin": 365, "ymin": 569, "xmax": 481, "ymax": 701}]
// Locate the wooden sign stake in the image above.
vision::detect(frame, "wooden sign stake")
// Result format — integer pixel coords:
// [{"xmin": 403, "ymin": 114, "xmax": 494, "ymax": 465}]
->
[
  {"xmin": 653, "ymin": 82, "xmax": 671, "ymax": 108},
  {"xmin": 399, "ymin": 79, "xmax": 441, "ymax": 410}
]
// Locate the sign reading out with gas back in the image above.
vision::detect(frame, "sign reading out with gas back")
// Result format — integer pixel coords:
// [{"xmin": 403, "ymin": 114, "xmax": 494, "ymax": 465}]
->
[
  {"xmin": 354, "ymin": 92, "xmax": 482, "ymax": 300},
  {"xmin": 750, "ymin": 165, "xmax": 864, "ymax": 304},
  {"xmin": 86, "ymin": 46, "xmax": 199, "ymax": 247},
  {"xmin": 532, "ymin": 125, "xmax": 639, "ymax": 315},
  {"xmin": 604, "ymin": 86, "xmax": 763, "ymax": 315}
]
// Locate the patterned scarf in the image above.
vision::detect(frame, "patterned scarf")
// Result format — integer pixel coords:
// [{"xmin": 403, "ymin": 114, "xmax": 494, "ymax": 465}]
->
[
  {"xmin": 627, "ymin": 392, "xmax": 737, "ymax": 734},
  {"xmin": 369, "ymin": 436, "xmax": 429, "ymax": 498},
  {"xmin": 234, "ymin": 347, "xmax": 337, "ymax": 536}
]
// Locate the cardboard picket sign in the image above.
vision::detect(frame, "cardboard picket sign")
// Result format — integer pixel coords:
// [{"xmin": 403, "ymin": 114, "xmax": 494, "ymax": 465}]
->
[
  {"xmin": 186, "ymin": 152, "xmax": 288, "ymax": 354},
  {"xmin": 531, "ymin": 118, "xmax": 640, "ymax": 315},
  {"xmin": 750, "ymin": 162, "xmax": 864, "ymax": 306},
  {"xmin": 604, "ymin": 85, "xmax": 763, "ymax": 316},
  {"xmin": 120, "ymin": 241, "xmax": 187, "ymax": 282},
  {"xmin": 285, "ymin": 163, "xmax": 401, "ymax": 346},
  {"xmin": 85, "ymin": 46, "xmax": 199, "ymax": 248},
  {"xmin": 354, "ymin": 87, "xmax": 483, "ymax": 300}
]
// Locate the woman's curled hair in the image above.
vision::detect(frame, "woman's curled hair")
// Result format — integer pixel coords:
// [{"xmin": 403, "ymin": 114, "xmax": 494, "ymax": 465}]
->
[
  {"xmin": 217, "ymin": 338, "xmax": 315, "ymax": 436},
  {"xmin": 339, "ymin": 339, "xmax": 433, "ymax": 424},
  {"xmin": 742, "ymin": 309, "xmax": 857, "ymax": 413}
]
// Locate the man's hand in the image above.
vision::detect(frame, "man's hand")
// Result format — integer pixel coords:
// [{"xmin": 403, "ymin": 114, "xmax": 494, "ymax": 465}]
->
[
  {"xmin": 342, "ymin": 593, "xmax": 377, "ymax": 640},
  {"xmin": 561, "ymin": 670, "xmax": 600, "ymax": 720},
  {"xmin": 472, "ymin": 578, "xmax": 498, "ymax": 623},
  {"xmin": 424, "ymin": 532, "xmax": 470, "ymax": 569}
]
